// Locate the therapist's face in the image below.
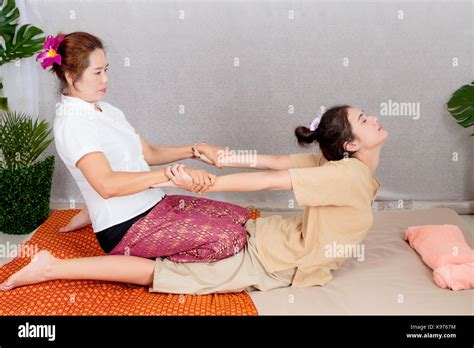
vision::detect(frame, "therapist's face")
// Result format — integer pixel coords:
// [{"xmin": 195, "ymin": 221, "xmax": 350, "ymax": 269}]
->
[{"xmin": 65, "ymin": 48, "xmax": 109, "ymax": 102}]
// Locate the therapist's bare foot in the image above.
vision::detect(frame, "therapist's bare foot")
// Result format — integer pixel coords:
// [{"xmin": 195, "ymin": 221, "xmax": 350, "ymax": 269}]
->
[
  {"xmin": 0, "ymin": 250, "xmax": 56, "ymax": 291},
  {"xmin": 59, "ymin": 209, "xmax": 91, "ymax": 232}
]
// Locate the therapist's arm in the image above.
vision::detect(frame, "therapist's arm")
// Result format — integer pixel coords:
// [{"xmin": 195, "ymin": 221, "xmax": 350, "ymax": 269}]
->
[
  {"xmin": 76, "ymin": 151, "xmax": 170, "ymax": 199},
  {"xmin": 139, "ymin": 135, "xmax": 195, "ymax": 166},
  {"xmin": 146, "ymin": 145, "xmax": 195, "ymax": 166}
]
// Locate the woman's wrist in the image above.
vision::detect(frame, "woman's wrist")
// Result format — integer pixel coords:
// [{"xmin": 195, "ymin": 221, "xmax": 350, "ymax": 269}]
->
[
  {"xmin": 156, "ymin": 167, "xmax": 172, "ymax": 184},
  {"xmin": 193, "ymin": 142, "xmax": 207, "ymax": 153},
  {"xmin": 192, "ymin": 143, "xmax": 219, "ymax": 166}
]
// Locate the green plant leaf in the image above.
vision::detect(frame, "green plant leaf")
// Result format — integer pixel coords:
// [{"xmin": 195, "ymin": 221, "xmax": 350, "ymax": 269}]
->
[
  {"xmin": 0, "ymin": 155, "xmax": 55, "ymax": 234},
  {"xmin": 0, "ymin": 109, "xmax": 54, "ymax": 170},
  {"xmin": 0, "ymin": 0, "xmax": 19, "ymax": 44},
  {"xmin": 447, "ymin": 82, "xmax": 474, "ymax": 136},
  {"xmin": 0, "ymin": 23, "xmax": 44, "ymax": 65}
]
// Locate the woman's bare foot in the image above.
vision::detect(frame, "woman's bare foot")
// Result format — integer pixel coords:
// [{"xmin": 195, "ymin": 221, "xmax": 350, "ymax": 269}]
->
[
  {"xmin": 0, "ymin": 250, "xmax": 57, "ymax": 291},
  {"xmin": 59, "ymin": 208, "xmax": 91, "ymax": 232}
]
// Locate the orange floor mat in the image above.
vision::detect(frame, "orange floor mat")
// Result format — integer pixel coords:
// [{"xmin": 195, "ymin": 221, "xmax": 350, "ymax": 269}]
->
[{"xmin": 0, "ymin": 210, "xmax": 258, "ymax": 316}]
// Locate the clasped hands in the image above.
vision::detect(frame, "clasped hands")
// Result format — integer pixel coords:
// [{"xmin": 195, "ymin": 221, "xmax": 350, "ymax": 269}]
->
[{"xmin": 151, "ymin": 144, "xmax": 230, "ymax": 194}]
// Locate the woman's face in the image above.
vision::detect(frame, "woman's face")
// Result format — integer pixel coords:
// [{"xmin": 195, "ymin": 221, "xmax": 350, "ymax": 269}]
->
[
  {"xmin": 65, "ymin": 48, "xmax": 108, "ymax": 102},
  {"xmin": 345, "ymin": 107, "xmax": 389, "ymax": 153}
]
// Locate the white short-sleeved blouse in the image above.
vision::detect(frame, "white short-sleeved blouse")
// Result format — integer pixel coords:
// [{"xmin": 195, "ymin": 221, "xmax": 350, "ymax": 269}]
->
[{"xmin": 54, "ymin": 94, "xmax": 165, "ymax": 232}]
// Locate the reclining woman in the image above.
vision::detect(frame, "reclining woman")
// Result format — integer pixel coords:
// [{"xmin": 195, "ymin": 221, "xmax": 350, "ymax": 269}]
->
[{"xmin": 0, "ymin": 104, "xmax": 387, "ymax": 293}]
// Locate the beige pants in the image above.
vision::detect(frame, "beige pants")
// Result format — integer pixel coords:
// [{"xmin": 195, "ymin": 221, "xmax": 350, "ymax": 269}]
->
[{"xmin": 149, "ymin": 219, "xmax": 296, "ymax": 295}]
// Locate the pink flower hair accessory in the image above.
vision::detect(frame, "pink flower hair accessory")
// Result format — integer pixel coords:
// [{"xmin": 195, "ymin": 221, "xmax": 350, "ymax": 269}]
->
[
  {"xmin": 36, "ymin": 34, "xmax": 65, "ymax": 70},
  {"xmin": 309, "ymin": 105, "xmax": 326, "ymax": 131}
]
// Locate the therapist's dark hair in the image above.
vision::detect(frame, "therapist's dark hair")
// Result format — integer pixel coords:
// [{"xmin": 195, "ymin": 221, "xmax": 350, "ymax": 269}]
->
[
  {"xmin": 294, "ymin": 105, "xmax": 357, "ymax": 161},
  {"xmin": 50, "ymin": 32, "xmax": 105, "ymax": 95}
]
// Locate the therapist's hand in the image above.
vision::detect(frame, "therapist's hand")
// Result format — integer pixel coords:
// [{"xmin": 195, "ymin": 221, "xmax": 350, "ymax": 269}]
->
[
  {"xmin": 192, "ymin": 144, "xmax": 231, "ymax": 169},
  {"xmin": 151, "ymin": 164, "xmax": 216, "ymax": 194}
]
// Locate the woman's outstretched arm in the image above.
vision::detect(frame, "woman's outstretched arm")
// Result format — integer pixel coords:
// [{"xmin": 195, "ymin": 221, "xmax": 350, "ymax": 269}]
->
[
  {"xmin": 194, "ymin": 144, "xmax": 293, "ymax": 171},
  {"xmin": 219, "ymin": 153, "xmax": 293, "ymax": 171},
  {"xmin": 206, "ymin": 170, "xmax": 292, "ymax": 192},
  {"xmin": 152, "ymin": 164, "xmax": 292, "ymax": 193}
]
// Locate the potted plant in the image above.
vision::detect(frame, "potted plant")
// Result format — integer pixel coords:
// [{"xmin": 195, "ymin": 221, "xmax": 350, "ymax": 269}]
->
[
  {"xmin": 0, "ymin": 0, "xmax": 53, "ymax": 235},
  {"xmin": 447, "ymin": 81, "xmax": 474, "ymax": 137},
  {"xmin": 0, "ymin": 110, "xmax": 55, "ymax": 234},
  {"xmin": 0, "ymin": 0, "xmax": 44, "ymax": 110}
]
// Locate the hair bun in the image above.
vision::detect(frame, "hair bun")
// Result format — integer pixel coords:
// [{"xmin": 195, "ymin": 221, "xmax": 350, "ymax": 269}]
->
[{"xmin": 295, "ymin": 126, "xmax": 318, "ymax": 146}]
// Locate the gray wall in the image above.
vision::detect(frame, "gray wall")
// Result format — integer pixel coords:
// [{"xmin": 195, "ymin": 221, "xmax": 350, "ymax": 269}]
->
[{"xmin": 9, "ymin": 0, "xmax": 473, "ymax": 206}]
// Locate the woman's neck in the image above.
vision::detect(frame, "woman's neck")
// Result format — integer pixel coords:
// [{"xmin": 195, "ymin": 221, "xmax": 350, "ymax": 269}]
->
[
  {"xmin": 354, "ymin": 147, "xmax": 381, "ymax": 176},
  {"xmin": 66, "ymin": 91, "xmax": 96, "ymax": 105},
  {"xmin": 65, "ymin": 92, "xmax": 101, "ymax": 112}
]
